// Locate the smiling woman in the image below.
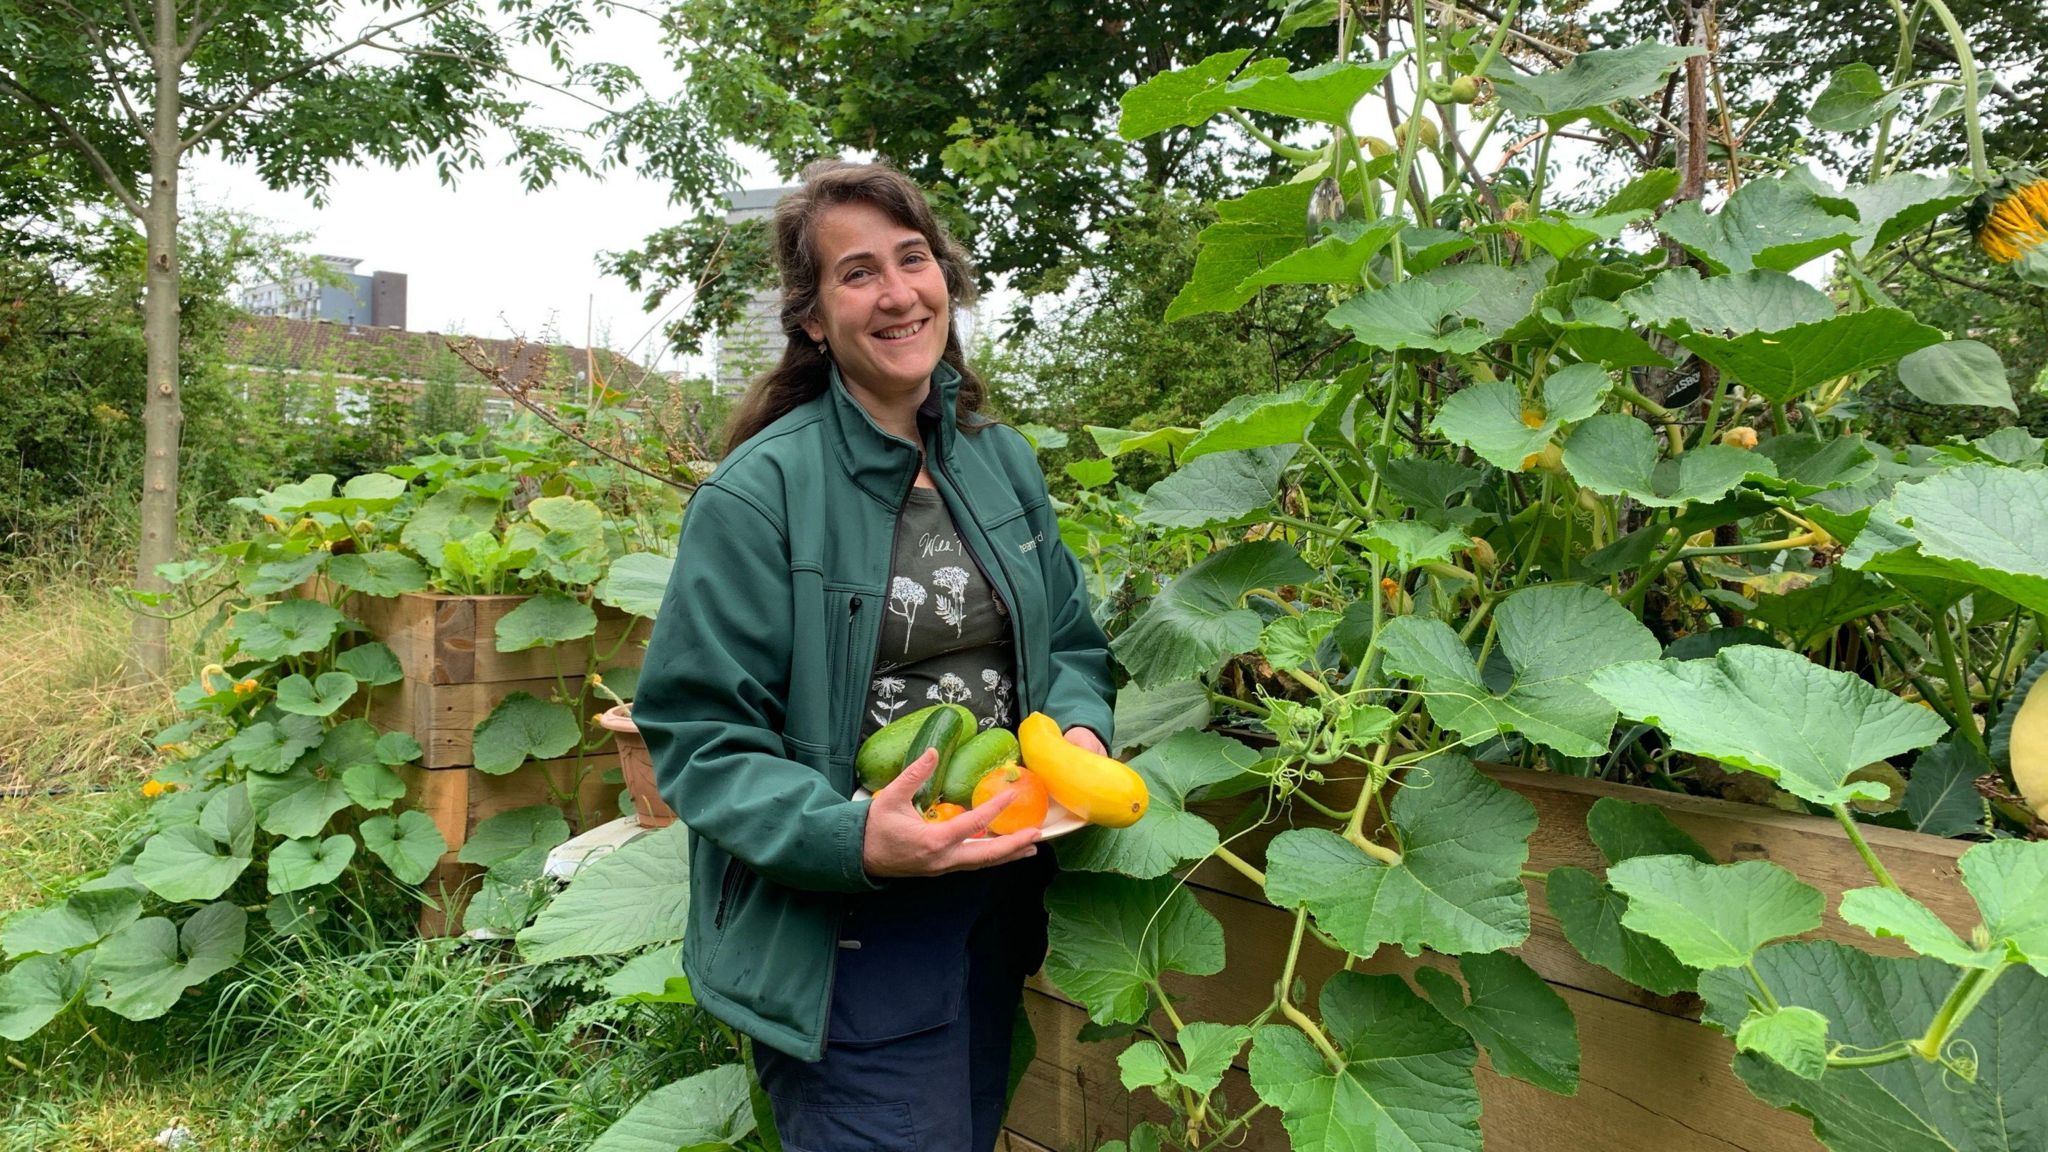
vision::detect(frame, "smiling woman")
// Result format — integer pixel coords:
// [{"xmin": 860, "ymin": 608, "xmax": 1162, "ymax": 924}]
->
[{"xmin": 633, "ymin": 160, "xmax": 1117, "ymax": 1152}]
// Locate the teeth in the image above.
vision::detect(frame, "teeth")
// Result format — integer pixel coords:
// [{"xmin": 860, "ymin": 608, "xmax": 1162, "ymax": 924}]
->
[{"xmin": 877, "ymin": 320, "xmax": 924, "ymax": 340}]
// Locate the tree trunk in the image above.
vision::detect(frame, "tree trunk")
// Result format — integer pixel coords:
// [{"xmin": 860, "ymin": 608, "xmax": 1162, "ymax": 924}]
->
[{"xmin": 127, "ymin": 0, "xmax": 183, "ymax": 684}]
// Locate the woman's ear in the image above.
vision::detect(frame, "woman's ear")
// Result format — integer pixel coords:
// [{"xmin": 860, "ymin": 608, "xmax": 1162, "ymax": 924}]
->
[{"xmin": 801, "ymin": 316, "xmax": 823, "ymax": 344}]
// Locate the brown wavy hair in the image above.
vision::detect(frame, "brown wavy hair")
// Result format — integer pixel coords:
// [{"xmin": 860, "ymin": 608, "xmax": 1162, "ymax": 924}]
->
[{"xmin": 721, "ymin": 160, "xmax": 987, "ymax": 455}]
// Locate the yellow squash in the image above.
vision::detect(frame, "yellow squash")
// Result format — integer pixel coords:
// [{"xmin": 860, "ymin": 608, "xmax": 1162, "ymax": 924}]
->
[
  {"xmin": 1990, "ymin": 651, "xmax": 2048, "ymax": 814},
  {"xmin": 1017, "ymin": 712, "xmax": 1149, "ymax": 828}
]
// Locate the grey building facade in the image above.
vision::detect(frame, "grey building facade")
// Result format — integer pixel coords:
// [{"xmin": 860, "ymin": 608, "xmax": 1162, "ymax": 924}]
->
[{"xmin": 240, "ymin": 256, "xmax": 407, "ymax": 329}]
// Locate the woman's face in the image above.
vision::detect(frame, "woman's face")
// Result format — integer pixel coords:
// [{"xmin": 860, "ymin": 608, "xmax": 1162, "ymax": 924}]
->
[{"xmin": 802, "ymin": 200, "xmax": 951, "ymax": 401}]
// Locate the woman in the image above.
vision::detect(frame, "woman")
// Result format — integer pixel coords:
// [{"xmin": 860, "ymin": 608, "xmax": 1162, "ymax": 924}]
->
[{"xmin": 635, "ymin": 159, "xmax": 1116, "ymax": 1151}]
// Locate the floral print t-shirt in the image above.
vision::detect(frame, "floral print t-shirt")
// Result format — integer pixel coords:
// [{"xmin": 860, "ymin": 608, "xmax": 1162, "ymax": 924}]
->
[{"xmin": 859, "ymin": 485, "xmax": 1017, "ymax": 740}]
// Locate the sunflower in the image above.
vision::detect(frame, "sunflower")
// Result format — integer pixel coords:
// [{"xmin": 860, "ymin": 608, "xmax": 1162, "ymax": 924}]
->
[{"xmin": 1970, "ymin": 168, "xmax": 2048, "ymax": 282}]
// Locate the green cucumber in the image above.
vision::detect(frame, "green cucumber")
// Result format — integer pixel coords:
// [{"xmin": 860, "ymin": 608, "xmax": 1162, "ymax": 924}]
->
[
  {"xmin": 906, "ymin": 705, "xmax": 972, "ymax": 811},
  {"xmin": 856, "ymin": 704, "xmax": 945, "ymax": 793},
  {"xmin": 941, "ymin": 727, "xmax": 1021, "ymax": 805}
]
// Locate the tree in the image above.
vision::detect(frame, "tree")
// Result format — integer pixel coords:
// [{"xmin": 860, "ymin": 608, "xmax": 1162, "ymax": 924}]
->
[
  {"xmin": 630, "ymin": 2, "xmax": 1316, "ymax": 300},
  {"xmin": 0, "ymin": 0, "xmax": 731, "ymax": 679}
]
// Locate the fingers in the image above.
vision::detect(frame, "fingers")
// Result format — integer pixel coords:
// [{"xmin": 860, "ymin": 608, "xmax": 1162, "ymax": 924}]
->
[
  {"xmin": 941, "ymin": 827, "xmax": 1041, "ymax": 872},
  {"xmin": 947, "ymin": 787, "xmax": 1016, "ymax": 840},
  {"xmin": 878, "ymin": 748, "xmax": 939, "ymax": 805}
]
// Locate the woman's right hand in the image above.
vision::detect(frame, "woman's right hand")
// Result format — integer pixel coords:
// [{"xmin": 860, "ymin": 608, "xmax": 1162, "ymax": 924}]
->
[{"xmin": 861, "ymin": 749, "xmax": 1041, "ymax": 878}]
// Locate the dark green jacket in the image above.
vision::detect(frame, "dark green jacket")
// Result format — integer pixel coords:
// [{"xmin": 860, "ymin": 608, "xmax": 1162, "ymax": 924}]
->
[{"xmin": 636, "ymin": 362, "xmax": 1115, "ymax": 1060}]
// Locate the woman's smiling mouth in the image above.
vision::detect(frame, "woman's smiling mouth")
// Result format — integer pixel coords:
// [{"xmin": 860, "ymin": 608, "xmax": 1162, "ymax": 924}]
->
[{"xmin": 875, "ymin": 319, "xmax": 927, "ymax": 340}]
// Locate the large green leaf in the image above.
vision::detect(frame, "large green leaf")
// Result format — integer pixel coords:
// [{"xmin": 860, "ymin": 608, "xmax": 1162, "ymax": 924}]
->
[
  {"xmin": 1608, "ymin": 857, "xmax": 1822, "ymax": 970},
  {"xmin": 1431, "ymin": 363, "xmax": 1609, "ymax": 472},
  {"xmin": 227, "ymin": 599, "xmax": 354, "ymax": 662},
  {"xmin": 399, "ymin": 486, "xmax": 501, "ymax": 564},
  {"xmin": 1, "ymin": 888, "xmax": 141, "ymax": 959},
  {"xmin": 1042, "ymin": 873, "xmax": 1226, "ymax": 1025},
  {"xmin": 1111, "ymin": 541, "xmax": 1317, "ymax": 688},
  {"xmin": 1842, "ymin": 840, "xmax": 2048, "ymax": 976},
  {"xmin": 1117, "ymin": 49, "xmax": 1256, "ymax": 139},
  {"xmin": 1674, "ymin": 309, "xmax": 1944, "ymax": 404},
  {"xmin": 1415, "ymin": 951, "xmax": 1580, "ymax": 1095},
  {"xmin": 334, "ymin": 641, "xmax": 404, "ymax": 687},
  {"xmin": 1619, "ymin": 267, "xmax": 1835, "ymax": 334},
  {"xmin": 1379, "ymin": 584, "xmax": 1659, "ymax": 756},
  {"xmin": 132, "ymin": 825, "xmax": 251, "ymax": 904},
  {"xmin": 360, "ymin": 811, "xmax": 448, "ymax": 885},
  {"xmin": 1108, "ymin": 679, "xmax": 1213, "ymax": 759},
  {"xmin": 593, "ymin": 551, "xmax": 673, "ymax": 619},
  {"xmin": 459, "ymin": 805, "xmax": 572, "ymax": 868},
  {"xmin": 1656, "ymin": 177, "xmax": 1863, "ymax": 273},
  {"xmin": 1487, "ymin": 41, "xmax": 1700, "ymax": 127},
  {"xmin": 1902, "ymin": 742, "xmax": 1990, "ymax": 838},
  {"xmin": 585, "ymin": 1062, "xmax": 755, "ymax": 1152},
  {"xmin": 517, "ymin": 823, "xmax": 692, "ymax": 963},
  {"xmin": 1088, "ymin": 425, "xmax": 1200, "ymax": 459},
  {"xmin": 1586, "ymin": 797, "xmax": 1712, "ymax": 865},
  {"xmin": 1836, "ymin": 171, "xmax": 1978, "ymax": 257},
  {"xmin": 0, "ymin": 953, "xmax": 86, "ymax": 1040},
  {"xmin": 198, "ymin": 780, "xmax": 255, "ymax": 859},
  {"xmin": 243, "ymin": 552, "xmax": 326, "ymax": 596},
  {"xmin": 1325, "ymin": 272, "xmax": 1491, "ymax": 354},
  {"xmin": 227, "ymin": 715, "xmax": 324, "ymax": 775},
  {"xmin": 495, "ymin": 591, "xmax": 598, "ymax": 653},
  {"xmin": 1698, "ymin": 941, "xmax": 2048, "ymax": 1152},
  {"xmin": 1181, "ymin": 384, "xmax": 1337, "ymax": 462},
  {"xmin": 471, "ymin": 692, "xmax": 582, "ymax": 775},
  {"xmin": 273, "ymin": 671, "xmax": 359, "ymax": 718},
  {"xmin": 1167, "ymin": 182, "xmax": 1320, "ymax": 321},
  {"xmin": 341, "ymin": 762, "xmax": 407, "ymax": 810},
  {"xmin": 1808, "ymin": 63, "xmax": 1900, "ymax": 132},
  {"xmin": 1136, "ymin": 446, "xmax": 1297, "ymax": 530},
  {"xmin": 1587, "ymin": 645, "xmax": 1949, "ymax": 806},
  {"xmin": 84, "ymin": 902, "xmax": 246, "ymax": 1021},
  {"xmin": 1896, "ymin": 341, "xmax": 2016, "ymax": 412},
  {"xmin": 1501, "ymin": 210, "xmax": 1649, "ymax": 259},
  {"xmin": 1224, "ymin": 58, "xmax": 1402, "ymax": 123},
  {"xmin": 1238, "ymin": 218, "xmax": 1406, "ymax": 291},
  {"xmin": 1057, "ymin": 729, "xmax": 1263, "ymax": 878},
  {"xmin": 1562, "ymin": 414, "xmax": 1763, "ymax": 506},
  {"xmin": 1849, "ymin": 465, "xmax": 2048, "ymax": 615},
  {"xmin": 266, "ymin": 834, "xmax": 356, "ymax": 895},
  {"xmin": 325, "ymin": 551, "xmax": 428, "ymax": 596},
  {"xmin": 1264, "ymin": 755, "xmax": 1534, "ymax": 956},
  {"xmin": 1735, "ymin": 1005, "xmax": 1832, "ymax": 1081},
  {"xmin": 1359, "ymin": 522, "xmax": 1471, "ymax": 571},
  {"xmin": 247, "ymin": 763, "xmax": 353, "ymax": 838},
  {"xmin": 1750, "ymin": 432, "xmax": 1880, "ymax": 497},
  {"xmin": 1547, "ymin": 866, "xmax": 1698, "ymax": 995},
  {"xmin": 1248, "ymin": 972, "xmax": 1482, "ymax": 1152}
]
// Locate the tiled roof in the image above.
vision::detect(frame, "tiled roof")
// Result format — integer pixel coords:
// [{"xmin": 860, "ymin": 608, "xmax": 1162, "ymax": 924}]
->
[{"xmin": 221, "ymin": 315, "xmax": 655, "ymax": 389}]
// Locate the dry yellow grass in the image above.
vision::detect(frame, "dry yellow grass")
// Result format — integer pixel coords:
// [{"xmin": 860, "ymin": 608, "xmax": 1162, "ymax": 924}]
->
[{"xmin": 0, "ymin": 565, "xmax": 207, "ymax": 791}]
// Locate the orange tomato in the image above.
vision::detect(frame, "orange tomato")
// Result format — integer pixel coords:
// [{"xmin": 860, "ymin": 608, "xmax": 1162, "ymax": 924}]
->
[
  {"xmin": 924, "ymin": 802, "xmax": 967, "ymax": 822},
  {"xmin": 971, "ymin": 764, "xmax": 1051, "ymax": 836}
]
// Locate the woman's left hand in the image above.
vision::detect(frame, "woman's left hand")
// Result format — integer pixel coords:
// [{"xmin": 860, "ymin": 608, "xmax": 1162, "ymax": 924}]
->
[{"xmin": 1063, "ymin": 726, "xmax": 1107, "ymax": 756}]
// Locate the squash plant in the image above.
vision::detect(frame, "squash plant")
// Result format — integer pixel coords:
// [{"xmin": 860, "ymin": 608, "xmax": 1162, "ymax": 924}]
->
[
  {"xmin": 1026, "ymin": 5, "xmax": 2048, "ymax": 1152},
  {"xmin": 0, "ymin": 422, "xmax": 680, "ymax": 1041}
]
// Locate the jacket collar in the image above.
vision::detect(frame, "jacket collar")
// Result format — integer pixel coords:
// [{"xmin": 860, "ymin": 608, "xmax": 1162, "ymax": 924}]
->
[{"xmin": 824, "ymin": 359, "xmax": 965, "ymax": 506}]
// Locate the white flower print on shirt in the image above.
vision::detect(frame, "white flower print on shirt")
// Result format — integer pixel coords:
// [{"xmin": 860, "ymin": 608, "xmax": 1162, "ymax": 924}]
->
[
  {"xmin": 927, "ymin": 672, "xmax": 972, "ymax": 705},
  {"xmin": 979, "ymin": 668, "xmax": 1014, "ymax": 728},
  {"xmin": 888, "ymin": 576, "xmax": 927, "ymax": 653},
  {"xmin": 931, "ymin": 566, "xmax": 970, "ymax": 635},
  {"xmin": 870, "ymin": 676, "xmax": 907, "ymax": 728}
]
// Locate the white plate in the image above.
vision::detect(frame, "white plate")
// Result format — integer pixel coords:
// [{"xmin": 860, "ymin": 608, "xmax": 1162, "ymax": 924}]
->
[{"xmin": 852, "ymin": 787, "xmax": 1087, "ymax": 842}]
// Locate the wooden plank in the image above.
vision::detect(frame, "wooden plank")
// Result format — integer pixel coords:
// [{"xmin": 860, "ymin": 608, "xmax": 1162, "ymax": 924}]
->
[
  {"xmin": 366, "ymin": 674, "xmax": 615, "ymax": 768},
  {"xmin": 995, "ymin": 1128, "xmax": 1059, "ymax": 1152}
]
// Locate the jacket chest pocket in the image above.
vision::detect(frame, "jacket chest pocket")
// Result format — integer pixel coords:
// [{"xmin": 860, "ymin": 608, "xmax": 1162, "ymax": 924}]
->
[
  {"xmin": 825, "ymin": 585, "xmax": 880, "ymax": 758},
  {"xmin": 978, "ymin": 501, "xmax": 1050, "ymax": 617}
]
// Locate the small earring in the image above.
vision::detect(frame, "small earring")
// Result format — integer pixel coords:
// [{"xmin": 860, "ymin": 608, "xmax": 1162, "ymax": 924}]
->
[{"xmin": 816, "ymin": 339, "xmax": 829, "ymax": 356}]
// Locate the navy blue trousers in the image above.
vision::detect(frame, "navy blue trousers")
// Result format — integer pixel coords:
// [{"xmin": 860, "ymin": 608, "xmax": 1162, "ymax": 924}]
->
[{"xmin": 751, "ymin": 850, "xmax": 1055, "ymax": 1151}]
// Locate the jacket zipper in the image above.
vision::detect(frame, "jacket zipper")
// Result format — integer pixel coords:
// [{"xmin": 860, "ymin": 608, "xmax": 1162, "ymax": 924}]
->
[{"xmin": 713, "ymin": 857, "xmax": 744, "ymax": 929}]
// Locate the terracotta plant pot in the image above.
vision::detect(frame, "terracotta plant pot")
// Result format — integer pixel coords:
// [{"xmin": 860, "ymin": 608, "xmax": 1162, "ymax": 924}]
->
[{"xmin": 599, "ymin": 704, "xmax": 678, "ymax": 828}]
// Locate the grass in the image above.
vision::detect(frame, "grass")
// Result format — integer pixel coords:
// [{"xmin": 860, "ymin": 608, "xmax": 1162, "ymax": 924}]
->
[{"xmin": 0, "ymin": 560, "xmax": 206, "ymax": 792}]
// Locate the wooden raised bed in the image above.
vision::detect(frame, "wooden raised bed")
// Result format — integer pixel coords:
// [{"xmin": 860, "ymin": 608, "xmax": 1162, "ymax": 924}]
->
[
  {"xmin": 305, "ymin": 578, "xmax": 654, "ymax": 933},
  {"xmin": 1002, "ymin": 765, "xmax": 1975, "ymax": 1152}
]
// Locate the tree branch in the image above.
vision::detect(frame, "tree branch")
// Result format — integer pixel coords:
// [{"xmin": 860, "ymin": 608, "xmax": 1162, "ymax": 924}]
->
[
  {"xmin": 0, "ymin": 71, "xmax": 145, "ymax": 218},
  {"xmin": 41, "ymin": 0, "xmax": 148, "ymax": 132},
  {"xmin": 178, "ymin": 0, "xmax": 461, "ymax": 153}
]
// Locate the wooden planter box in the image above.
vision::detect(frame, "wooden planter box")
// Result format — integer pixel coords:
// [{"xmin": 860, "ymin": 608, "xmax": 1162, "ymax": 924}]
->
[
  {"xmin": 302, "ymin": 578, "xmax": 655, "ymax": 934},
  {"xmin": 1001, "ymin": 765, "xmax": 1975, "ymax": 1152},
  {"xmin": 314, "ymin": 578, "xmax": 652, "ymax": 768}
]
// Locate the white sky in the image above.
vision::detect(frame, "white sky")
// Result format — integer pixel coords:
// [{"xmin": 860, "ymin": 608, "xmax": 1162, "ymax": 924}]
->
[{"xmin": 185, "ymin": 7, "xmax": 779, "ymax": 376}]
